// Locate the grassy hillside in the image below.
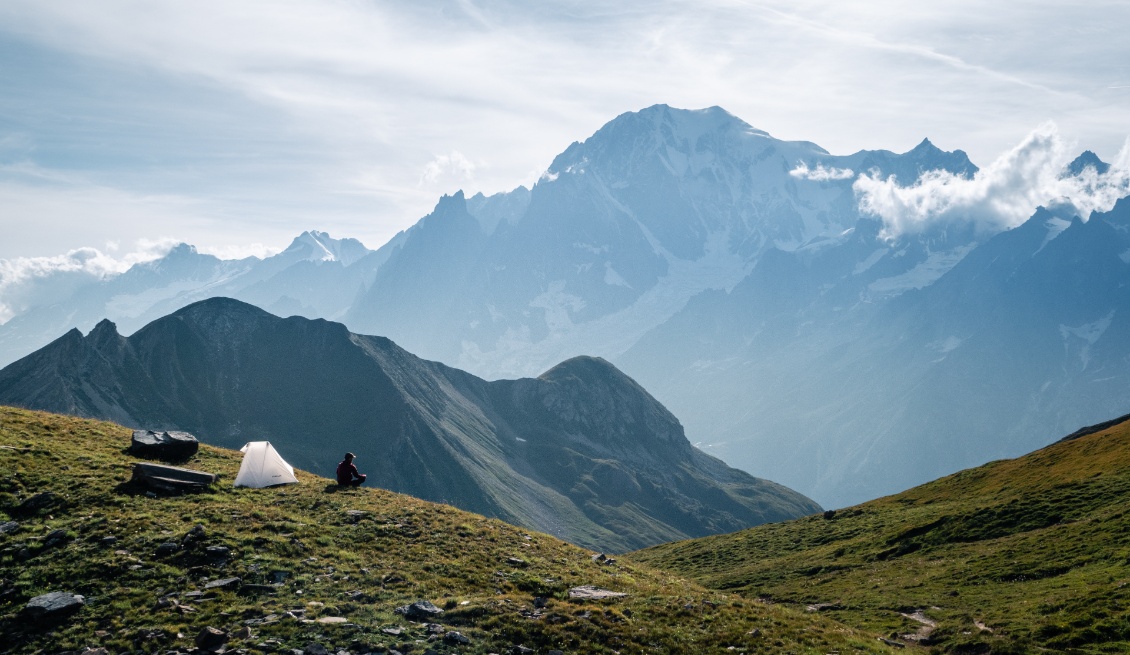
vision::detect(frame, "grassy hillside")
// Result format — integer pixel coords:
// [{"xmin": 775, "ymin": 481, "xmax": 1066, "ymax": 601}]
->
[
  {"xmin": 0, "ymin": 407, "xmax": 891, "ymax": 655},
  {"xmin": 631, "ymin": 418, "xmax": 1130, "ymax": 653}
]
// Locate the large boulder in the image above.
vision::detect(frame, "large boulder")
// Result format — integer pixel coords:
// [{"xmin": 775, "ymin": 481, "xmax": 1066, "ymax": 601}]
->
[
  {"xmin": 129, "ymin": 430, "xmax": 199, "ymax": 460},
  {"xmin": 22, "ymin": 591, "xmax": 85, "ymax": 622}
]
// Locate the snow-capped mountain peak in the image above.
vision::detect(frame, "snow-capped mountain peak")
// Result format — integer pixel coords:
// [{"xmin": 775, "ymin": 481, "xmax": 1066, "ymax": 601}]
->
[{"xmin": 280, "ymin": 230, "xmax": 371, "ymax": 266}]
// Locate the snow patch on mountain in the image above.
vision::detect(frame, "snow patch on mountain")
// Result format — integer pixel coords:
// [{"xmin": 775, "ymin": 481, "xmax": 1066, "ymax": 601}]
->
[
  {"xmin": 1060, "ymin": 310, "xmax": 1115, "ymax": 370},
  {"xmin": 866, "ymin": 243, "xmax": 977, "ymax": 298},
  {"xmin": 1034, "ymin": 216, "xmax": 1072, "ymax": 255}
]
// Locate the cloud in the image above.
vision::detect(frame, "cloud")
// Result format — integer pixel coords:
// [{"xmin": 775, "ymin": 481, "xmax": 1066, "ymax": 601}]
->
[
  {"xmin": 0, "ymin": 0, "xmax": 1127, "ymax": 261},
  {"xmin": 419, "ymin": 151, "xmax": 483, "ymax": 187},
  {"xmin": 0, "ymin": 240, "xmax": 178, "ymax": 323},
  {"xmin": 789, "ymin": 162, "xmax": 855, "ymax": 181},
  {"xmin": 854, "ymin": 123, "xmax": 1130, "ymax": 239}
]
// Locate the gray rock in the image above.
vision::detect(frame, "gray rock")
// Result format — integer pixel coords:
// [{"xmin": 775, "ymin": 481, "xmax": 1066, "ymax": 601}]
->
[
  {"xmin": 155, "ymin": 542, "xmax": 179, "ymax": 556},
  {"xmin": 506, "ymin": 557, "xmax": 528, "ymax": 567},
  {"xmin": 510, "ymin": 646, "xmax": 535, "ymax": 655},
  {"xmin": 183, "ymin": 524, "xmax": 205, "ymax": 544},
  {"xmin": 42, "ymin": 529, "xmax": 68, "ymax": 548},
  {"xmin": 0, "ymin": 520, "xmax": 18, "ymax": 535},
  {"xmin": 567, "ymin": 585, "xmax": 627, "ymax": 600},
  {"xmin": 304, "ymin": 644, "xmax": 331, "ymax": 655},
  {"xmin": 17, "ymin": 492, "xmax": 58, "ymax": 514},
  {"xmin": 395, "ymin": 599, "xmax": 444, "ymax": 621},
  {"xmin": 203, "ymin": 577, "xmax": 242, "ymax": 590},
  {"xmin": 195, "ymin": 626, "xmax": 228, "ymax": 651},
  {"xmin": 130, "ymin": 430, "xmax": 199, "ymax": 460},
  {"xmin": 22, "ymin": 591, "xmax": 85, "ymax": 621},
  {"xmin": 206, "ymin": 545, "xmax": 231, "ymax": 559},
  {"xmin": 444, "ymin": 631, "xmax": 471, "ymax": 645}
]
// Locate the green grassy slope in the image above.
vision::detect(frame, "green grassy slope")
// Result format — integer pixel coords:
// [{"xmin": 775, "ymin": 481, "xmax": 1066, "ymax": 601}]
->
[
  {"xmin": 631, "ymin": 419, "xmax": 1130, "ymax": 653},
  {"xmin": 0, "ymin": 407, "xmax": 894, "ymax": 655}
]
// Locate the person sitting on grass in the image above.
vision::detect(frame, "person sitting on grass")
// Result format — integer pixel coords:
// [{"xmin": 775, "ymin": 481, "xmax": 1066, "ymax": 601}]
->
[{"xmin": 336, "ymin": 452, "xmax": 367, "ymax": 487}]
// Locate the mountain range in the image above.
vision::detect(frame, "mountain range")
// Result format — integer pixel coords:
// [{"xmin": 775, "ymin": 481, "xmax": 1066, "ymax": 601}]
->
[
  {"xmin": 0, "ymin": 297, "xmax": 818, "ymax": 551},
  {"xmin": 1, "ymin": 104, "xmax": 1126, "ymax": 507}
]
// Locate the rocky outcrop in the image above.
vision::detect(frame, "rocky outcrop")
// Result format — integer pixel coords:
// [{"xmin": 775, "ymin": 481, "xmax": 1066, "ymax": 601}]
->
[
  {"xmin": 129, "ymin": 430, "xmax": 199, "ymax": 460},
  {"xmin": 22, "ymin": 591, "xmax": 85, "ymax": 622}
]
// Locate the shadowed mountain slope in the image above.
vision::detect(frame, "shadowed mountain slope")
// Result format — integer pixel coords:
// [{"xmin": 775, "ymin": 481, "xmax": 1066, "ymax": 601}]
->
[
  {"xmin": 0, "ymin": 298, "xmax": 818, "ymax": 551},
  {"xmin": 631, "ymin": 414, "xmax": 1130, "ymax": 653}
]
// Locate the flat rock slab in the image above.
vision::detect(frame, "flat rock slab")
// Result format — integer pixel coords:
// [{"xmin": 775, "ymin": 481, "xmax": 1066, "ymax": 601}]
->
[
  {"xmin": 130, "ymin": 430, "xmax": 199, "ymax": 460},
  {"xmin": 568, "ymin": 585, "xmax": 627, "ymax": 600},
  {"xmin": 23, "ymin": 591, "xmax": 85, "ymax": 621},
  {"xmin": 204, "ymin": 577, "xmax": 242, "ymax": 590},
  {"xmin": 131, "ymin": 462, "xmax": 217, "ymax": 494},
  {"xmin": 316, "ymin": 616, "xmax": 348, "ymax": 624},
  {"xmin": 0, "ymin": 520, "xmax": 19, "ymax": 535}
]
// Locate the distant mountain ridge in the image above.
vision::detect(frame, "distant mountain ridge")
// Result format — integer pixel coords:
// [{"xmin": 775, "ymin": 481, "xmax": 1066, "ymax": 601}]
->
[
  {"xmin": 2, "ymin": 103, "xmax": 1125, "ymax": 508},
  {"xmin": 0, "ymin": 297, "xmax": 819, "ymax": 551}
]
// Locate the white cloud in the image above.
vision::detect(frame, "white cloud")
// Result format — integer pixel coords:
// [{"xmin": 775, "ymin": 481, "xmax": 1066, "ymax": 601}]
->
[
  {"xmin": 789, "ymin": 162, "xmax": 855, "ymax": 181},
  {"xmin": 0, "ymin": 240, "xmax": 177, "ymax": 323},
  {"xmin": 854, "ymin": 123, "xmax": 1130, "ymax": 239},
  {"xmin": 420, "ymin": 151, "xmax": 482, "ymax": 187}
]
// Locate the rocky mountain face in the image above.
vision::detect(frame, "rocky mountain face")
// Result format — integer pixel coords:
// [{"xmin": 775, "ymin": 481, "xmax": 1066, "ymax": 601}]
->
[
  {"xmin": 345, "ymin": 106, "xmax": 979, "ymax": 377},
  {"xmin": 0, "ymin": 298, "xmax": 819, "ymax": 551}
]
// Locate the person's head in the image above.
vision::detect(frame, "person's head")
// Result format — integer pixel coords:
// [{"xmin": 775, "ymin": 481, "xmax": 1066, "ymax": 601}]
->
[{"xmin": 344, "ymin": 452, "xmax": 355, "ymax": 462}]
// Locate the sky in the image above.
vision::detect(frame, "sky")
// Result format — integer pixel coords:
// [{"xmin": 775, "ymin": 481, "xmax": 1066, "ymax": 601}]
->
[{"xmin": 1, "ymin": 0, "xmax": 1128, "ymax": 264}]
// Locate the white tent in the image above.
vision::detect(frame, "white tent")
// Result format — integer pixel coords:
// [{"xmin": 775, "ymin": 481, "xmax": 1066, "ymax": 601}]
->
[{"xmin": 233, "ymin": 441, "xmax": 299, "ymax": 488}]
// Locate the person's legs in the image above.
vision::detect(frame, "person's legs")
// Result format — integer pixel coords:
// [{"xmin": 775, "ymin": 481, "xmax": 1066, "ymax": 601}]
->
[{"xmin": 350, "ymin": 474, "xmax": 366, "ymax": 486}]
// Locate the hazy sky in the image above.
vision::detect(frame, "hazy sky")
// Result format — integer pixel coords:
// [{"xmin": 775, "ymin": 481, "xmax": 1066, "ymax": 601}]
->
[{"xmin": 1, "ymin": 0, "xmax": 1128, "ymax": 262}]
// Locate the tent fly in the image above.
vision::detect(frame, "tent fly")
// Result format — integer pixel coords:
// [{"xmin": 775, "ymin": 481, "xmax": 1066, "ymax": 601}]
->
[{"xmin": 234, "ymin": 441, "xmax": 299, "ymax": 488}]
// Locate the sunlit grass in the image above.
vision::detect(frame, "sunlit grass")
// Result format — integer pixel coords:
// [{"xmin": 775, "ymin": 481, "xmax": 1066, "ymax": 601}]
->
[
  {"xmin": 632, "ymin": 421, "xmax": 1130, "ymax": 653},
  {"xmin": 0, "ymin": 407, "xmax": 896, "ymax": 655}
]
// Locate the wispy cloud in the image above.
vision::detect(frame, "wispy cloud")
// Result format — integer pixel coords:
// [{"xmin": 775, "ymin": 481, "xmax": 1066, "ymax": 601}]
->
[
  {"xmin": 789, "ymin": 162, "xmax": 855, "ymax": 181},
  {"xmin": 854, "ymin": 124, "xmax": 1130, "ymax": 238}
]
